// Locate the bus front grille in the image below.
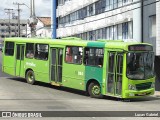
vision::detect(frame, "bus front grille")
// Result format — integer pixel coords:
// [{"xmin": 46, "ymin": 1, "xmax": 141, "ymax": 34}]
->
[{"xmin": 136, "ymin": 82, "xmax": 152, "ymax": 91}]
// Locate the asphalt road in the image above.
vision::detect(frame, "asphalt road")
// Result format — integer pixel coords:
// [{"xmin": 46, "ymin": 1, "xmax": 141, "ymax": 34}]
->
[{"xmin": 0, "ymin": 52, "xmax": 160, "ymax": 120}]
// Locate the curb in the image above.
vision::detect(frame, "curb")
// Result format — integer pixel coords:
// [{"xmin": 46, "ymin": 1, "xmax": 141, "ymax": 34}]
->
[{"xmin": 154, "ymin": 91, "xmax": 160, "ymax": 97}]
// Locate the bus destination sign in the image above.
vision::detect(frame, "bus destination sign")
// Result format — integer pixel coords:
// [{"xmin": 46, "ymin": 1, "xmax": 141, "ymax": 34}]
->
[{"xmin": 128, "ymin": 45, "xmax": 153, "ymax": 51}]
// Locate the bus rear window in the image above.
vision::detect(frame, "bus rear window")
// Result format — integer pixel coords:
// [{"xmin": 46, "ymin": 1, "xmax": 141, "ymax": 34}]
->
[
  {"xmin": 84, "ymin": 47, "xmax": 104, "ymax": 67},
  {"xmin": 5, "ymin": 42, "xmax": 14, "ymax": 56}
]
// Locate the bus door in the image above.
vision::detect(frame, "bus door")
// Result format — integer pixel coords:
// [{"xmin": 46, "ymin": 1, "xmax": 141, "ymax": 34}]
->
[
  {"xmin": 50, "ymin": 48, "xmax": 63, "ymax": 83},
  {"xmin": 107, "ymin": 52, "xmax": 123, "ymax": 96},
  {"xmin": 15, "ymin": 44, "xmax": 25, "ymax": 77}
]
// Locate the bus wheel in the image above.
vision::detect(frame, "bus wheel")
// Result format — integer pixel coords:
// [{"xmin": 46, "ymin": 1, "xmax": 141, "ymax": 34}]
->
[
  {"xmin": 26, "ymin": 70, "xmax": 35, "ymax": 85},
  {"xmin": 88, "ymin": 82, "xmax": 103, "ymax": 98}
]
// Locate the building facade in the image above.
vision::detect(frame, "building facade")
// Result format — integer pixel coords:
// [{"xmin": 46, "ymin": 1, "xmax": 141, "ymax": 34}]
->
[
  {"xmin": 56, "ymin": 0, "xmax": 159, "ymax": 53},
  {"xmin": 57, "ymin": 0, "xmax": 138, "ymax": 42},
  {"xmin": 27, "ymin": 17, "xmax": 51, "ymax": 38},
  {"xmin": 36, "ymin": 17, "xmax": 52, "ymax": 38},
  {"xmin": 0, "ymin": 19, "xmax": 27, "ymax": 41},
  {"xmin": 55, "ymin": 0, "xmax": 160, "ymax": 90}
]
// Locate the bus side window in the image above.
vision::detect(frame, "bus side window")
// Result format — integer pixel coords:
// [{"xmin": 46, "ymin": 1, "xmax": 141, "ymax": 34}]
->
[
  {"xmin": 84, "ymin": 47, "xmax": 104, "ymax": 67},
  {"xmin": 97, "ymin": 57, "xmax": 103, "ymax": 67},
  {"xmin": 65, "ymin": 46, "xmax": 83, "ymax": 64},
  {"xmin": 26, "ymin": 43, "xmax": 34, "ymax": 59},
  {"xmin": 84, "ymin": 48, "xmax": 89, "ymax": 65},
  {"xmin": 65, "ymin": 47, "xmax": 73, "ymax": 63},
  {"xmin": 35, "ymin": 44, "xmax": 48, "ymax": 60},
  {"xmin": 5, "ymin": 42, "xmax": 14, "ymax": 56}
]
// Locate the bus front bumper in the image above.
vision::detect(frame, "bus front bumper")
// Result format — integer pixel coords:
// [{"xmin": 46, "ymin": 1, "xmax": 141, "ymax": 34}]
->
[{"xmin": 124, "ymin": 88, "xmax": 155, "ymax": 98}]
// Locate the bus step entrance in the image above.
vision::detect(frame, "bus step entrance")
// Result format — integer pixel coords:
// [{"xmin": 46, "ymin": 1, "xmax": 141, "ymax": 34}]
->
[{"xmin": 51, "ymin": 82, "xmax": 61, "ymax": 86}]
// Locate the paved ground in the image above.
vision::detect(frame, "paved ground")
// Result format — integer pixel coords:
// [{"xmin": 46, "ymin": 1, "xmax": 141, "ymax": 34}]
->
[
  {"xmin": 0, "ymin": 76, "xmax": 160, "ymax": 120},
  {"xmin": 0, "ymin": 52, "xmax": 160, "ymax": 120},
  {"xmin": 154, "ymin": 91, "xmax": 160, "ymax": 97}
]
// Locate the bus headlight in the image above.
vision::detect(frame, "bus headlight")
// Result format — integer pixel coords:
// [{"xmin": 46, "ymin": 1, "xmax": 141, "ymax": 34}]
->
[
  {"xmin": 128, "ymin": 84, "xmax": 136, "ymax": 90},
  {"xmin": 151, "ymin": 82, "xmax": 155, "ymax": 88}
]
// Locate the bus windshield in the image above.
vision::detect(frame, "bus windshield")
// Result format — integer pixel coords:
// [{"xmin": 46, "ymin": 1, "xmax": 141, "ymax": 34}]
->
[{"xmin": 127, "ymin": 52, "xmax": 154, "ymax": 80}]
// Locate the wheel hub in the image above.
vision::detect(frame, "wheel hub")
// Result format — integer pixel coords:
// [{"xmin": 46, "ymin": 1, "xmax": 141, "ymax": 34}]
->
[{"xmin": 92, "ymin": 85, "xmax": 100, "ymax": 95}]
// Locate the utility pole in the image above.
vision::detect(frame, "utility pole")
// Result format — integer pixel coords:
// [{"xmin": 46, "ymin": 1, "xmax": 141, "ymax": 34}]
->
[
  {"xmin": 4, "ymin": 8, "xmax": 13, "ymax": 37},
  {"xmin": 52, "ymin": 0, "xmax": 57, "ymax": 39},
  {"xmin": 28, "ymin": 0, "xmax": 38, "ymax": 37},
  {"xmin": 13, "ymin": 2, "xmax": 25, "ymax": 37}
]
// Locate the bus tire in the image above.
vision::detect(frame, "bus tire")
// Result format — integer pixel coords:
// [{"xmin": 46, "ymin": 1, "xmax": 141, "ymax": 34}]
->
[
  {"xmin": 26, "ymin": 70, "xmax": 35, "ymax": 85},
  {"xmin": 88, "ymin": 82, "xmax": 103, "ymax": 99}
]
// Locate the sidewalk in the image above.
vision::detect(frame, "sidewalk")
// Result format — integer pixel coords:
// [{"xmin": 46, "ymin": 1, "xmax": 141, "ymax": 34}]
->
[{"xmin": 154, "ymin": 91, "xmax": 160, "ymax": 97}]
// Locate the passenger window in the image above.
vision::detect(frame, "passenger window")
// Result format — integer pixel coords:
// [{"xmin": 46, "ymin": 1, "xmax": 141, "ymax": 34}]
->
[
  {"xmin": 26, "ymin": 43, "xmax": 34, "ymax": 58},
  {"xmin": 108, "ymin": 53, "xmax": 115, "ymax": 72},
  {"xmin": 84, "ymin": 47, "xmax": 104, "ymax": 67},
  {"xmin": 16, "ymin": 45, "xmax": 20, "ymax": 60},
  {"xmin": 5, "ymin": 42, "xmax": 14, "ymax": 56},
  {"xmin": 65, "ymin": 46, "xmax": 83, "ymax": 64},
  {"xmin": 35, "ymin": 44, "xmax": 49, "ymax": 60}
]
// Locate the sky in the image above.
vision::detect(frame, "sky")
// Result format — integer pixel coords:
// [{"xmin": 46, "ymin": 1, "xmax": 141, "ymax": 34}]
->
[{"xmin": 0, "ymin": 0, "xmax": 51, "ymax": 19}]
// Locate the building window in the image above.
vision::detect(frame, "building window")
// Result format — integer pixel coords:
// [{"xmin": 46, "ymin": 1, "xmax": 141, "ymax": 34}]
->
[
  {"xmin": 58, "ymin": 0, "xmax": 64, "ymax": 5},
  {"xmin": 102, "ymin": 28, "xmax": 106, "ymax": 39},
  {"xmin": 106, "ymin": 27, "xmax": 110, "ymax": 40},
  {"xmin": 109, "ymin": 0, "xmax": 114, "ymax": 10},
  {"xmin": 88, "ymin": 4, "xmax": 94, "ymax": 16},
  {"xmin": 26, "ymin": 43, "xmax": 34, "ymax": 58},
  {"xmin": 82, "ymin": 32, "xmax": 87, "ymax": 40},
  {"xmin": 65, "ymin": 46, "xmax": 83, "ymax": 64},
  {"xmin": 57, "ymin": 0, "xmax": 133, "ymax": 27},
  {"xmin": 83, "ymin": 7, "xmax": 87, "ymax": 19},
  {"xmin": 122, "ymin": 22, "xmax": 128, "ymax": 39},
  {"xmin": 149, "ymin": 15, "xmax": 156, "ymax": 38},
  {"xmin": 84, "ymin": 47, "xmax": 104, "ymax": 67},
  {"xmin": 118, "ymin": 24, "xmax": 122, "ymax": 40},
  {"xmin": 105, "ymin": 0, "xmax": 110, "ymax": 11},
  {"xmin": 110, "ymin": 26, "xmax": 114, "ymax": 40},
  {"xmin": 1, "ymin": 29, "xmax": 5, "ymax": 32},
  {"xmin": 118, "ymin": 0, "xmax": 123, "ymax": 7},
  {"xmin": 66, "ymin": 15, "xmax": 70, "ymax": 24},
  {"xmin": 5, "ymin": 42, "xmax": 14, "ymax": 56},
  {"xmin": 95, "ymin": 0, "xmax": 104, "ymax": 15},
  {"xmin": 89, "ymin": 31, "xmax": 96, "ymax": 40},
  {"xmin": 35, "ymin": 44, "xmax": 49, "ymax": 60},
  {"xmin": 113, "ymin": 0, "xmax": 118, "ymax": 9},
  {"xmin": 128, "ymin": 21, "xmax": 133, "ymax": 39},
  {"xmin": 71, "ymin": 21, "xmax": 132, "ymax": 41},
  {"xmin": 98, "ymin": 29, "xmax": 102, "ymax": 39},
  {"xmin": 113, "ymin": 25, "xmax": 117, "ymax": 40},
  {"xmin": 123, "ymin": 0, "xmax": 129, "ymax": 5}
]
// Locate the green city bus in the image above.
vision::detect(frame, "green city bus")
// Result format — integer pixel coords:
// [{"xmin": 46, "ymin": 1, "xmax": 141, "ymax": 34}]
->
[{"xmin": 2, "ymin": 37, "xmax": 155, "ymax": 99}]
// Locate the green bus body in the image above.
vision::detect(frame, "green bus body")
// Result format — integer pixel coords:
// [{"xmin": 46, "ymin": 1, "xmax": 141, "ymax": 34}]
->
[{"xmin": 2, "ymin": 37, "xmax": 155, "ymax": 99}]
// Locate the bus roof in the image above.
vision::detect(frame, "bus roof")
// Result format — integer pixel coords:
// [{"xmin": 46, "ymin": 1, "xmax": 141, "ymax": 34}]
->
[{"xmin": 4, "ymin": 37, "xmax": 152, "ymax": 51}]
